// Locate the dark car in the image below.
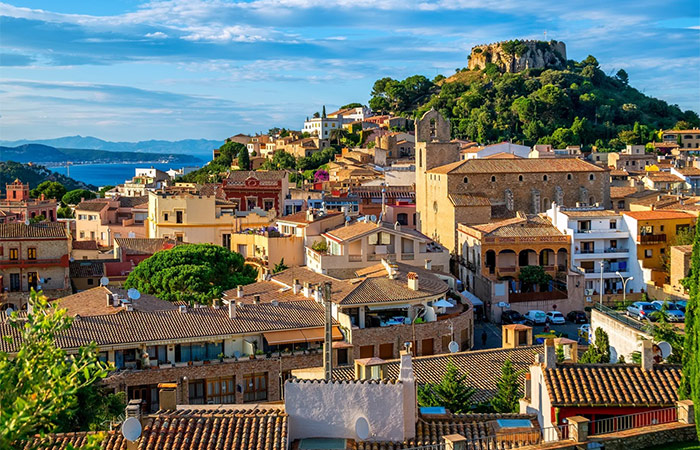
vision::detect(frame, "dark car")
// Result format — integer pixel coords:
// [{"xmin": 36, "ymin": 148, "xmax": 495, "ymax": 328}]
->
[
  {"xmin": 566, "ymin": 310, "xmax": 588, "ymax": 324},
  {"xmin": 501, "ymin": 310, "xmax": 528, "ymax": 325}
]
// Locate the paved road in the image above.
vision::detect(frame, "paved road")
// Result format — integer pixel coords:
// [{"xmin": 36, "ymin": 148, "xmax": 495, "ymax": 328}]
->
[{"xmin": 474, "ymin": 320, "xmax": 587, "ymax": 350}]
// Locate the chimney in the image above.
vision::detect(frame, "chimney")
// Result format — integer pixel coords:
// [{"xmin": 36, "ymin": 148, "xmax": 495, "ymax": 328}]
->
[
  {"xmin": 178, "ymin": 305, "xmax": 187, "ymax": 313},
  {"xmin": 158, "ymin": 383, "xmax": 177, "ymax": 410},
  {"xmin": 228, "ymin": 300, "xmax": 237, "ymax": 319},
  {"xmin": 306, "ymin": 209, "xmax": 314, "ymax": 222},
  {"xmin": 424, "ymin": 259, "xmax": 432, "ymax": 271},
  {"xmin": 394, "ymin": 221, "xmax": 401, "ymax": 231},
  {"xmin": 399, "ymin": 349, "xmax": 417, "ymax": 440},
  {"xmin": 253, "ymin": 294, "xmax": 261, "ymax": 304},
  {"xmin": 292, "ymin": 278, "xmax": 300, "ymax": 295},
  {"xmin": 523, "ymin": 372, "xmax": 532, "ymax": 399},
  {"xmin": 107, "ymin": 293, "xmax": 114, "ymax": 307},
  {"xmin": 641, "ymin": 339, "xmax": 654, "ymax": 371},
  {"xmin": 124, "ymin": 399, "xmax": 143, "ymax": 450},
  {"xmin": 236, "ymin": 285, "xmax": 243, "ymax": 298},
  {"xmin": 544, "ymin": 338, "xmax": 557, "ymax": 369},
  {"xmin": 407, "ymin": 272, "xmax": 419, "ymax": 291},
  {"xmin": 302, "ymin": 282, "xmax": 311, "ymax": 298}
]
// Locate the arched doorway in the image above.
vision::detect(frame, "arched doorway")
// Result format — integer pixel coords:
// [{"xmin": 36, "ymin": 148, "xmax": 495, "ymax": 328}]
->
[{"xmin": 518, "ymin": 249, "xmax": 537, "ymax": 267}]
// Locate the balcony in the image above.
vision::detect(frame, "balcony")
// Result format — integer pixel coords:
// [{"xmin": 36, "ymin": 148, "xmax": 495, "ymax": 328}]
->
[
  {"xmin": 574, "ymin": 248, "xmax": 629, "ymax": 259},
  {"xmin": 0, "ymin": 257, "xmax": 65, "ymax": 268},
  {"xmin": 639, "ymin": 234, "xmax": 666, "ymax": 244},
  {"xmin": 574, "ymin": 230, "xmax": 629, "ymax": 240}
]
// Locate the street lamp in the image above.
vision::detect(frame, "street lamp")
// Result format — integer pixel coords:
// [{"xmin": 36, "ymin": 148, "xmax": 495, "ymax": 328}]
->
[{"xmin": 616, "ymin": 271, "xmax": 634, "ymax": 304}]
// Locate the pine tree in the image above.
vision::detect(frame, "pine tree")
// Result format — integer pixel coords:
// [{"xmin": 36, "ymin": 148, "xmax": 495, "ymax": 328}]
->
[
  {"xmin": 417, "ymin": 361, "xmax": 475, "ymax": 413},
  {"xmin": 491, "ymin": 358, "xmax": 523, "ymax": 413},
  {"xmin": 237, "ymin": 146, "xmax": 251, "ymax": 171},
  {"xmin": 579, "ymin": 328, "xmax": 611, "ymax": 363},
  {"xmin": 680, "ymin": 224, "xmax": 700, "ymax": 435},
  {"xmin": 322, "ymin": 105, "xmax": 327, "ymax": 118}
]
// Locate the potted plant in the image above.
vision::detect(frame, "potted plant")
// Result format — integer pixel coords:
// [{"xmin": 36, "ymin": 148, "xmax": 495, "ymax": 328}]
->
[
  {"xmin": 193, "ymin": 358, "xmax": 203, "ymax": 366},
  {"xmin": 255, "ymin": 349, "xmax": 265, "ymax": 359},
  {"xmin": 175, "ymin": 361, "xmax": 188, "ymax": 368},
  {"xmin": 159, "ymin": 361, "xmax": 173, "ymax": 369},
  {"xmin": 218, "ymin": 352, "xmax": 225, "ymax": 362},
  {"xmin": 223, "ymin": 354, "xmax": 236, "ymax": 363}
]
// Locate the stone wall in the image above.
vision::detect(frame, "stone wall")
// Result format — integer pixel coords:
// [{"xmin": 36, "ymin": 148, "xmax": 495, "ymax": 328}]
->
[{"xmin": 468, "ymin": 40, "xmax": 567, "ymax": 73}]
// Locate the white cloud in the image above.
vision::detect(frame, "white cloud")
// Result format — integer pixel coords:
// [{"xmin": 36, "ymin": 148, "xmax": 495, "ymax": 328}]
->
[{"xmin": 145, "ymin": 31, "xmax": 168, "ymax": 39}]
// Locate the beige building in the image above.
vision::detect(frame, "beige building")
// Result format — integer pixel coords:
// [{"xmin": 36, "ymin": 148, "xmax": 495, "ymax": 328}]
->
[
  {"xmin": 415, "ymin": 109, "xmax": 609, "ymax": 252},
  {"xmin": 147, "ymin": 184, "xmax": 274, "ymax": 245},
  {"xmin": 0, "ymin": 222, "xmax": 71, "ymax": 309},
  {"xmin": 306, "ymin": 220, "xmax": 450, "ymax": 277},
  {"xmin": 276, "ymin": 210, "xmax": 346, "ymax": 247},
  {"xmin": 75, "ymin": 196, "xmax": 148, "ymax": 246},
  {"xmin": 663, "ymin": 129, "xmax": 700, "ymax": 150}
]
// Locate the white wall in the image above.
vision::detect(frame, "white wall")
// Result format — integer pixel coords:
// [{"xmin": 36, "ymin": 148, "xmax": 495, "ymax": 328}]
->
[{"xmin": 591, "ymin": 308, "xmax": 649, "ymax": 362}]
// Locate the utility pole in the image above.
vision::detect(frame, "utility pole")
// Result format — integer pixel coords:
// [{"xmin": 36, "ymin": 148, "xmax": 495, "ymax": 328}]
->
[
  {"xmin": 599, "ymin": 260, "xmax": 604, "ymax": 305},
  {"xmin": 323, "ymin": 281, "xmax": 333, "ymax": 380}
]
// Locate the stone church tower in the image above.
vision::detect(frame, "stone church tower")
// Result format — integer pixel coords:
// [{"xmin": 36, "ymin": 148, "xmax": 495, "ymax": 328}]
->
[{"xmin": 415, "ymin": 109, "xmax": 460, "ymax": 239}]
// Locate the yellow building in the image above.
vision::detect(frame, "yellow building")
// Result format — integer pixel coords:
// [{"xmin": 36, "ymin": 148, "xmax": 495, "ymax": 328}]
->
[
  {"xmin": 622, "ymin": 210, "xmax": 696, "ymax": 286},
  {"xmin": 147, "ymin": 184, "xmax": 274, "ymax": 246}
]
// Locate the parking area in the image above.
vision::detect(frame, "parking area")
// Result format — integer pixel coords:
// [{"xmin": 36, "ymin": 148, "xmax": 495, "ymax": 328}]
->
[{"xmin": 474, "ymin": 319, "xmax": 589, "ymax": 350}]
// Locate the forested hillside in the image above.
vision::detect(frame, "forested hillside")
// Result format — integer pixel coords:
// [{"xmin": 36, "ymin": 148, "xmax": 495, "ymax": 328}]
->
[
  {"xmin": 0, "ymin": 161, "xmax": 95, "ymax": 194},
  {"xmin": 369, "ymin": 53, "xmax": 699, "ymax": 150}
]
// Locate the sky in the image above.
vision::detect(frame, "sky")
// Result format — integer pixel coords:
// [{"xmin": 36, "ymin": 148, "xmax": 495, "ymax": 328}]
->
[{"xmin": 0, "ymin": 0, "xmax": 699, "ymax": 142}]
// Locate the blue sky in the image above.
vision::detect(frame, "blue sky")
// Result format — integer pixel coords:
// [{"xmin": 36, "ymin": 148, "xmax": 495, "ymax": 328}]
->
[{"xmin": 1, "ymin": 0, "xmax": 699, "ymax": 142}]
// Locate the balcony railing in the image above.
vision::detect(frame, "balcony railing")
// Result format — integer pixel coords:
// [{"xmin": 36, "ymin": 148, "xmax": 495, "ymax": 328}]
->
[
  {"xmin": 589, "ymin": 407, "xmax": 677, "ymax": 436},
  {"xmin": 348, "ymin": 255, "xmax": 363, "ymax": 262},
  {"xmin": 578, "ymin": 248, "xmax": 628, "ymax": 254},
  {"xmin": 402, "ymin": 253, "xmax": 415, "ymax": 260},
  {"xmin": 1, "ymin": 258, "xmax": 63, "ymax": 266},
  {"xmin": 368, "ymin": 253, "xmax": 396, "ymax": 261},
  {"xmin": 639, "ymin": 234, "xmax": 666, "ymax": 244}
]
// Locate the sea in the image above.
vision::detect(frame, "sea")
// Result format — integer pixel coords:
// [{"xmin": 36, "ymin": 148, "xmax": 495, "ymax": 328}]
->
[{"xmin": 51, "ymin": 162, "xmax": 200, "ymax": 187}]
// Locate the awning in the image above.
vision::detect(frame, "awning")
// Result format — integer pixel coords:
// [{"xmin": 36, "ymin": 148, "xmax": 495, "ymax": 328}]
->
[
  {"xmin": 433, "ymin": 299, "xmax": 454, "ymax": 308},
  {"xmin": 461, "ymin": 290, "xmax": 484, "ymax": 307},
  {"xmin": 263, "ymin": 330, "xmax": 307, "ymax": 345},
  {"xmin": 301, "ymin": 326, "xmax": 343, "ymax": 342},
  {"xmin": 367, "ymin": 303, "xmax": 411, "ymax": 311}
]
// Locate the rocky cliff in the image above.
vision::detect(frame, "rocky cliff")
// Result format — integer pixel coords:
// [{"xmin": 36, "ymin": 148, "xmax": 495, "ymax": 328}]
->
[{"xmin": 467, "ymin": 40, "xmax": 567, "ymax": 73}]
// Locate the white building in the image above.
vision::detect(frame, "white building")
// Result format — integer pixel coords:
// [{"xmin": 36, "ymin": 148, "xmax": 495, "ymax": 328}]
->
[
  {"xmin": 327, "ymin": 106, "xmax": 374, "ymax": 122},
  {"xmin": 546, "ymin": 203, "xmax": 643, "ymax": 295},
  {"xmin": 303, "ymin": 115, "xmax": 345, "ymax": 139},
  {"xmin": 461, "ymin": 142, "xmax": 531, "ymax": 160}
]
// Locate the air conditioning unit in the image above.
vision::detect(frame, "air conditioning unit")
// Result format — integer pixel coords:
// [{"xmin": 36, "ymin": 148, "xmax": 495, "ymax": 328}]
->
[
  {"xmin": 586, "ymin": 296, "xmax": 592, "ymax": 303},
  {"xmin": 584, "ymin": 289, "xmax": 594, "ymax": 296}
]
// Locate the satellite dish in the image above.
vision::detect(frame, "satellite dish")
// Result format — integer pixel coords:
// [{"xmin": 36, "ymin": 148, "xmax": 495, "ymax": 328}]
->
[
  {"xmin": 233, "ymin": 350, "xmax": 241, "ymax": 359},
  {"xmin": 39, "ymin": 278, "xmax": 45, "ymax": 284},
  {"xmin": 100, "ymin": 276, "xmax": 110, "ymax": 286},
  {"xmin": 355, "ymin": 416, "xmax": 370, "ymax": 440},
  {"xmin": 6, "ymin": 307, "xmax": 14, "ymax": 314},
  {"xmin": 127, "ymin": 288, "xmax": 141, "ymax": 300},
  {"xmin": 121, "ymin": 417, "xmax": 142, "ymax": 442},
  {"xmin": 24, "ymin": 219, "xmax": 30, "ymax": 226},
  {"xmin": 448, "ymin": 341, "xmax": 460, "ymax": 353},
  {"xmin": 657, "ymin": 341, "xmax": 672, "ymax": 359},
  {"xmin": 69, "ymin": 257, "xmax": 75, "ymax": 262},
  {"xmin": 497, "ymin": 302, "xmax": 511, "ymax": 308},
  {"xmin": 369, "ymin": 215, "xmax": 377, "ymax": 222}
]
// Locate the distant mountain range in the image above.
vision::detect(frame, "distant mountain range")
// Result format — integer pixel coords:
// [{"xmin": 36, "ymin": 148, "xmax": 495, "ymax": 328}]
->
[
  {"xmin": 0, "ymin": 135, "xmax": 223, "ymax": 158},
  {"xmin": 0, "ymin": 144, "xmax": 203, "ymax": 165}
]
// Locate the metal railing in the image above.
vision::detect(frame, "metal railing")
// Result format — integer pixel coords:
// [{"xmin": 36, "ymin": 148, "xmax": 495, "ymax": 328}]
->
[
  {"xmin": 589, "ymin": 407, "xmax": 677, "ymax": 436},
  {"xmin": 466, "ymin": 424, "xmax": 568, "ymax": 449},
  {"xmin": 593, "ymin": 303, "xmax": 648, "ymax": 332}
]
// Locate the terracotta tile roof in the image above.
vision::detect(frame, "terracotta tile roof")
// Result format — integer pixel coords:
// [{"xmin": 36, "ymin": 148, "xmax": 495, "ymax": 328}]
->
[
  {"xmin": 645, "ymin": 172, "xmax": 684, "ymax": 183},
  {"xmin": 54, "ymin": 286, "xmax": 178, "ymax": 317},
  {"xmin": 339, "ymin": 274, "xmax": 447, "ymax": 305},
  {"xmin": 24, "ymin": 407, "xmax": 288, "ymax": 450},
  {"xmin": 677, "ymin": 167, "xmax": 700, "ymax": 176},
  {"xmin": 610, "ymin": 186, "xmax": 638, "ymax": 199},
  {"xmin": 323, "ymin": 221, "xmax": 381, "ymax": 241},
  {"xmin": 664, "ymin": 129, "xmax": 700, "ymax": 134},
  {"xmin": 471, "ymin": 215, "xmax": 565, "ymax": 238},
  {"xmin": 332, "ymin": 346, "xmax": 544, "ymax": 403},
  {"xmin": 0, "ymin": 300, "xmax": 328, "ymax": 352},
  {"xmin": 117, "ymin": 196, "xmax": 148, "ymax": 208},
  {"xmin": 276, "ymin": 211, "xmax": 342, "ymax": 225},
  {"xmin": 114, "ymin": 237, "xmax": 177, "ymax": 255},
  {"xmin": 653, "ymin": 142, "xmax": 680, "ymax": 148},
  {"xmin": 72, "ymin": 240, "xmax": 99, "ymax": 250},
  {"xmin": 483, "ymin": 152, "xmax": 523, "ymax": 159},
  {"xmin": 544, "ymin": 363, "xmax": 682, "ymax": 407},
  {"xmin": 225, "ymin": 170, "xmax": 287, "ymax": 183},
  {"xmin": 0, "ymin": 222, "xmax": 68, "ymax": 239},
  {"xmin": 673, "ymin": 245, "xmax": 693, "ymax": 253},
  {"xmin": 428, "ymin": 158, "xmax": 605, "ymax": 175},
  {"xmin": 352, "ymin": 412, "xmax": 538, "ymax": 450},
  {"xmin": 558, "ymin": 209, "xmax": 619, "ymax": 218},
  {"xmin": 623, "ymin": 210, "xmax": 695, "ymax": 220},
  {"xmin": 76, "ymin": 200, "xmax": 108, "ymax": 212},
  {"xmin": 609, "ymin": 168, "xmax": 629, "ymax": 176},
  {"xmin": 69, "ymin": 260, "xmax": 104, "ymax": 278},
  {"xmin": 449, "ymin": 193, "xmax": 491, "ymax": 207},
  {"xmin": 351, "ymin": 185, "xmax": 415, "ymax": 199}
]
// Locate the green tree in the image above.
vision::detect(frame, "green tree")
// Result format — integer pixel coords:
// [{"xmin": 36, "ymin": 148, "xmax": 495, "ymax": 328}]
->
[
  {"xmin": 322, "ymin": 105, "xmax": 327, "ymax": 118},
  {"xmin": 124, "ymin": 244, "xmax": 258, "ymax": 305},
  {"xmin": 680, "ymin": 228, "xmax": 700, "ymax": 435},
  {"xmin": 62, "ymin": 189, "xmax": 97, "ymax": 205},
  {"xmin": 491, "ymin": 358, "xmax": 523, "ymax": 413},
  {"xmin": 30, "ymin": 181, "xmax": 66, "ymax": 200},
  {"xmin": 98, "ymin": 185, "xmax": 114, "ymax": 198},
  {"xmin": 0, "ymin": 291, "xmax": 111, "ymax": 448},
  {"xmin": 272, "ymin": 258, "xmax": 288, "ymax": 274},
  {"xmin": 55, "ymin": 384, "xmax": 125, "ymax": 432},
  {"xmin": 417, "ymin": 361, "xmax": 476, "ymax": 413},
  {"xmin": 57, "ymin": 205, "xmax": 74, "ymax": 219},
  {"xmin": 340, "ymin": 102, "xmax": 363, "ymax": 109},
  {"xmin": 237, "ymin": 146, "xmax": 251, "ymax": 171},
  {"xmin": 615, "ymin": 69, "xmax": 629, "ymax": 86},
  {"xmin": 29, "ymin": 214, "xmax": 46, "ymax": 224},
  {"xmin": 579, "ymin": 327, "xmax": 611, "ymax": 363},
  {"xmin": 518, "ymin": 265, "xmax": 552, "ymax": 292}
]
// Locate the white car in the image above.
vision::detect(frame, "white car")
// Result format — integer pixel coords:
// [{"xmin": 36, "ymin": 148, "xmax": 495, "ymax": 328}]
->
[
  {"xmin": 524, "ymin": 310, "xmax": 547, "ymax": 325},
  {"xmin": 546, "ymin": 311, "xmax": 566, "ymax": 324}
]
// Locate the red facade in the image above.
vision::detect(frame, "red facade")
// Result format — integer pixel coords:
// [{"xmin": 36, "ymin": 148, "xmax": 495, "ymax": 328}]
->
[{"xmin": 221, "ymin": 172, "xmax": 286, "ymax": 213}]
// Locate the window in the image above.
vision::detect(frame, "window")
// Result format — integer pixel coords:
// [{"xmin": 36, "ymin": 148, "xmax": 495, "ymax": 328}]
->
[
  {"xmin": 660, "ymin": 225, "xmax": 665, "ymax": 232},
  {"xmin": 243, "ymin": 372, "xmax": 268, "ymax": 402},
  {"xmin": 222, "ymin": 234, "xmax": 231, "ymax": 249},
  {"xmin": 80, "ymin": 231, "xmax": 85, "ymax": 238},
  {"xmin": 175, "ymin": 343, "xmax": 207, "ymax": 362},
  {"xmin": 379, "ymin": 343, "xmax": 394, "ymax": 359},
  {"xmin": 396, "ymin": 213, "xmax": 408, "ymax": 226},
  {"xmin": 645, "ymin": 249, "xmax": 653, "ymax": 258},
  {"xmin": 175, "ymin": 233, "xmax": 184, "ymax": 243},
  {"xmin": 617, "ymin": 200, "xmax": 625, "ymax": 209},
  {"xmin": 609, "ymin": 220, "xmax": 617, "ymax": 230},
  {"xmin": 463, "ymin": 176, "xmax": 468, "ymax": 184},
  {"xmin": 641, "ymin": 225, "xmax": 654, "ymax": 234},
  {"xmin": 188, "ymin": 380, "xmax": 206, "ymax": 404},
  {"xmin": 567, "ymin": 173, "xmax": 573, "ymax": 180},
  {"xmin": 359, "ymin": 345, "xmax": 374, "ymax": 358},
  {"xmin": 491, "ymin": 176, "xmax": 496, "ymax": 182},
  {"xmin": 9, "ymin": 248, "xmax": 18, "ymax": 261},
  {"xmin": 433, "ymin": 201, "xmax": 438, "ymax": 213},
  {"xmin": 660, "ymin": 248, "xmax": 665, "ymax": 255},
  {"xmin": 176, "ymin": 211, "xmax": 183, "ymax": 224},
  {"xmin": 421, "ymin": 338, "xmax": 434, "ymax": 356},
  {"xmin": 543, "ymin": 175, "xmax": 549, "ymax": 181},
  {"xmin": 589, "ymin": 174, "xmax": 595, "ymax": 181},
  {"xmin": 146, "ymin": 345, "xmax": 168, "ymax": 364},
  {"xmin": 164, "ymin": 213, "xmax": 169, "ymax": 221},
  {"xmin": 518, "ymin": 175, "xmax": 523, "ymax": 182},
  {"xmin": 87, "ymin": 278, "xmax": 94, "ymax": 285},
  {"xmin": 263, "ymin": 199, "xmax": 274, "ymax": 211},
  {"xmin": 207, "ymin": 377, "xmax": 235, "ymax": 404}
]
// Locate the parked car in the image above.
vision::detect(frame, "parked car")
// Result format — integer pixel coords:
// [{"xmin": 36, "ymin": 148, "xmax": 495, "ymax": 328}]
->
[
  {"xmin": 651, "ymin": 301, "xmax": 686, "ymax": 322},
  {"xmin": 524, "ymin": 310, "xmax": 547, "ymax": 325},
  {"xmin": 546, "ymin": 311, "xmax": 566, "ymax": 324},
  {"xmin": 566, "ymin": 310, "xmax": 588, "ymax": 324},
  {"xmin": 626, "ymin": 302, "xmax": 658, "ymax": 321},
  {"xmin": 501, "ymin": 310, "xmax": 528, "ymax": 325},
  {"xmin": 675, "ymin": 300, "xmax": 688, "ymax": 312}
]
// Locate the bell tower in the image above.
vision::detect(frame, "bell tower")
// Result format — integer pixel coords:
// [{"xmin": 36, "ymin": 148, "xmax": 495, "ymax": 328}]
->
[{"xmin": 6, "ymin": 179, "xmax": 29, "ymax": 202}]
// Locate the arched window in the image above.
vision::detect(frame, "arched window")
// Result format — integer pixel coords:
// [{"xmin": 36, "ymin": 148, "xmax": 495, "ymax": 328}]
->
[
  {"xmin": 518, "ymin": 175, "xmax": 524, "ymax": 182},
  {"xmin": 589, "ymin": 174, "xmax": 595, "ymax": 181},
  {"xmin": 433, "ymin": 201, "xmax": 438, "ymax": 213},
  {"xmin": 491, "ymin": 176, "xmax": 496, "ymax": 182},
  {"xmin": 463, "ymin": 176, "xmax": 469, "ymax": 184},
  {"xmin": 429, "ymin": 118, "xmax": 437, "ymax": 138},
  {"xmin": 567, "ymin": 173, "xmax": 572, "ymax": 180},
  {"xmin": 589, "ymin": 196, "xmax": 595, "ymax": 205},
  {"xmin": 543, "ymin": 175, "xmax": 549, "ymax": 181}
]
